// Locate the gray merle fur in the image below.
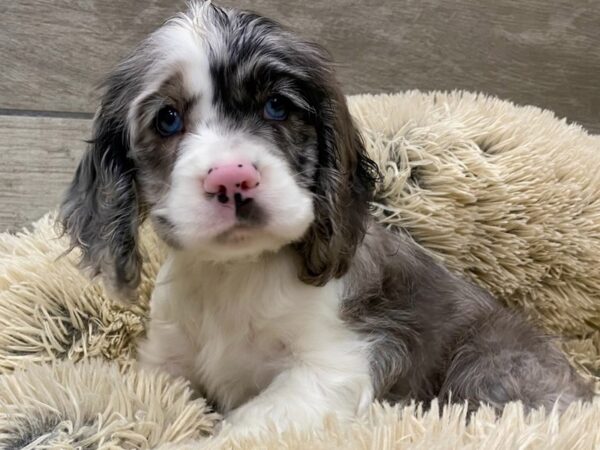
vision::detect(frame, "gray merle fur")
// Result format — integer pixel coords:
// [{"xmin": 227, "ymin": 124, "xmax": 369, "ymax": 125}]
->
[{"xmin": 342, "ymin": 228, "xmax": 593, "ymax": 411}]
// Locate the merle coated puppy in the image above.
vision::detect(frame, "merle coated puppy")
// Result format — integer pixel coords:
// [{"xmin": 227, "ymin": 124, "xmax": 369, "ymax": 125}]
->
[{"xmin": 60, "ymin": 0, "xmax": 593, "ymax": 436}]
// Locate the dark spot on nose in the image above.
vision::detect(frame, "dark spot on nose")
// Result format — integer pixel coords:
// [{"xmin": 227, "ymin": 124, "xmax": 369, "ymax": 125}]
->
[
  {"xmin": 234, "ymin": 193, "xmax": 252, "ymax": 214},
  {"xmin": 234, "ymin": 193, "xmax": 263, "ymax": 223},
  {"xmin": 238, "ymin": 164, "xmax": 243, "ymax": 168},
  {"xmin": 217, "ymin": 193, "xmax": 229, "ymax": 204}
]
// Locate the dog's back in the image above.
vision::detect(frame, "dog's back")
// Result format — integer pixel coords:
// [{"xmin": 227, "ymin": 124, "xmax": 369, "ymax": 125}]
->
[{"xmin": 343, "ymin": 222, "xmax": 594, "ymax": 410}]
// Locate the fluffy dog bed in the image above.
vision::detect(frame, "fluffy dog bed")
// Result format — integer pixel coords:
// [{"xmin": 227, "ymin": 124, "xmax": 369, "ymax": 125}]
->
[{"xmin": 0, "ymin": 91, "xmax": 598, "ymax": 449}]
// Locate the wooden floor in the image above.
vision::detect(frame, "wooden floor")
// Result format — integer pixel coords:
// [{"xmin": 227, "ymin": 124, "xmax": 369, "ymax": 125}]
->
[{"xmin": 1, "ymin": 0, "xmax": 599, "ymax": 231}]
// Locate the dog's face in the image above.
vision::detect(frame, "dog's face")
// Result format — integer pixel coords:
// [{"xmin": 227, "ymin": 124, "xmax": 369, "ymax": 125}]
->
[
  {"xmin": 131, "ymin": 6, "xmax": 322, "ymax": 260},
  {"xmin": 60, "ymin": 1, "xmax": 377, "ymax": 299}
]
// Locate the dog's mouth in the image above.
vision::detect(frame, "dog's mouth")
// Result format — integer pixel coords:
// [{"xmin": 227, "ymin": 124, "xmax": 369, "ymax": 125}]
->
[{"xmin": 215, "ymin": 224, "xmax": 263, "ymax": 244}]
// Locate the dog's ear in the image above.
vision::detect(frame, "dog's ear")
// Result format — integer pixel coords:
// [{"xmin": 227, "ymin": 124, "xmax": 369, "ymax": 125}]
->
[
  {"xmin": 296, "ymin": 81, "xmax": 379, "ymax": 286},
  {"xmin": 59, "ymin": 77, "xmax": 142, "ymax": 301}
]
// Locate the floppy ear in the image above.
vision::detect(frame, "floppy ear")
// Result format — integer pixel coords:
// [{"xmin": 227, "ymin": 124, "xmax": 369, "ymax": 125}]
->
[
  {"xmin": 59, "ymin": 96, "xmax": 142, "ymax": 301},
  {"xmin": 296, "ymin": 82, "xmax": 379, "ymax": 286}
]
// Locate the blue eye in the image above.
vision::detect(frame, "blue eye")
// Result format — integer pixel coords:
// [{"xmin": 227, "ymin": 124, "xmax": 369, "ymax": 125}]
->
[
  {"xmin": 263, "ymin": 96, "xmax": 289, "ymax": 121},
  {"xmin": 156, "ymin": 106, "xmax": 183, "ymax": 136}
]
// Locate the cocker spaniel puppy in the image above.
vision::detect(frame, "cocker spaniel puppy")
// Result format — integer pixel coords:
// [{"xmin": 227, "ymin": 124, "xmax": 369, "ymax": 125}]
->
[{"xmin": 60, "ymin": 0, "xmax": 593, "ymax": 435}]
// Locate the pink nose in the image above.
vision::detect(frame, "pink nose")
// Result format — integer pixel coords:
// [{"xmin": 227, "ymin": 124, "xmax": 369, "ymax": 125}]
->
[{"xmin": 203, "ymin": 161, "xmax": 261, "ymax": 203}]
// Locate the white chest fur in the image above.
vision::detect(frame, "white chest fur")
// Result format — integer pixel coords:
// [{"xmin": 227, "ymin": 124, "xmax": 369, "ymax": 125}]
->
[{"xmin": 138, "ymin": 249, "xmax": 373, "ymax": 416}]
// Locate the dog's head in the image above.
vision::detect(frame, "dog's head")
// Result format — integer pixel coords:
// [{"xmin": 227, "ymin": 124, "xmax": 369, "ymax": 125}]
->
[{"xmin": 60, "ymin": 1, "xmax": 378, "ymax": 299}]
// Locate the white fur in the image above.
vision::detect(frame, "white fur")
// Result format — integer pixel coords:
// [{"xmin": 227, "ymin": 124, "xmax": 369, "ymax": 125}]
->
[{"xmin": 138, "ymin": 249, "xmax": 374, "ymax": 435}]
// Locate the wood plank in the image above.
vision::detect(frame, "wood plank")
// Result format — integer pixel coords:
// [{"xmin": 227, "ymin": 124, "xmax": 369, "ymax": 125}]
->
[
  {"xmin": 1, "ymin": 0, "xmax": 599, "ymax": 132},
  {"xmin": 0, "ymin": 0, "xmax": 187, "ymax": 114},
  {"xmin": 0, "ymin": 116, "xmax": 90, "ymax": 231}
]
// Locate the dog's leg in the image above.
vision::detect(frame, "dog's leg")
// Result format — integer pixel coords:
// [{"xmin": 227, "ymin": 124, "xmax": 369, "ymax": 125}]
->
[
  {"xmin": 439, "ymin": 308, "xmax": 594, "ymax": 413},
  {"xmin": 136, "ymin": 317, "xmax": 198, "ymax": 382},
  {"xmin": 223, "ymin": 349, "xmax": 373, "ymax": 436}
]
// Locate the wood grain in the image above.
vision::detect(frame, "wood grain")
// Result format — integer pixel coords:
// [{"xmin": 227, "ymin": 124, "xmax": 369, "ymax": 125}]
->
[
  {"xmin": 1, "ymin": 0, "xmax": 599, "ymax": 132},
  {"xmin": 0, "ymin": 116, "xmax": 90, "ymax": 231},
  {"xmin": 0, "ymin": 0, "xmax": 187, "ymax": 114}
]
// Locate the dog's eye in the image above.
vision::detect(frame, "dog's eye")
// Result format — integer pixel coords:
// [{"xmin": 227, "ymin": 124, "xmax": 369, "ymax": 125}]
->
[
  {"xmin": 155, "ymin": 106, "xmax": 183, "ymax": 137},
  {"xmin": 263, "ymin": 96, "xmax": 289, "ymax": 121}
]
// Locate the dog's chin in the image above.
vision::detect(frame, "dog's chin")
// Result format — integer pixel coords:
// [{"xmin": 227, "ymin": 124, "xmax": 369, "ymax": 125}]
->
[
  {"xmin": 216, "ymin": 225, "xmax": 261, "ymax": 244},
  {"xmin": 173, "ymin": 222, "xmax": 302, "ymax": 263}
]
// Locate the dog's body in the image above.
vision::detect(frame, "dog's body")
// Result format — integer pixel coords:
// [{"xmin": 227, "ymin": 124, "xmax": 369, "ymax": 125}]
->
[
  {"xmin": 139, "ymin": 223, "xmax": 591, "ymax": 431},
  {"xmin": 60, "ymin": 1, "xmax": 593, "ymax": 435},
  {"xmin": 141, "ymin": 244, "xmax": 372, "ymax": 428}
]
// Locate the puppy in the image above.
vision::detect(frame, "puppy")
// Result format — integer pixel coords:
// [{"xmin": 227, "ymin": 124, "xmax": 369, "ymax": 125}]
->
[{"xmin": 60, "ymin": 0, "xmax": 593, "ymax": 435}]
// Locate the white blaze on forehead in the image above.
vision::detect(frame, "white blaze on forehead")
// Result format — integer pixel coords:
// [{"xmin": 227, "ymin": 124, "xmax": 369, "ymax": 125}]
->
[
  {"xmin": 128, "ymin": 4, "xmax": 225, "ymax": 138},
  {"xmin": 162, "ymin": 1, "xmax": 226, "ymax": 95}
]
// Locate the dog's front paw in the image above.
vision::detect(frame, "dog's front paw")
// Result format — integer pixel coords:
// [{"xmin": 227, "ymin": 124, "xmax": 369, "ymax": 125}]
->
[
  {"xmin": 221, "ymin": 399, "xmax": 327, "ymax": 440},
  {"xmin": 223, "ymin": 404, "xmax": 283, "ymax": 439}
]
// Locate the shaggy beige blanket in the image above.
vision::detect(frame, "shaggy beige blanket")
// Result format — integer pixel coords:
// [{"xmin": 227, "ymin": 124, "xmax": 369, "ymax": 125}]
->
[{"xmin": 0, "ymin": 91, "xmax": 598, "ymax": 449}]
